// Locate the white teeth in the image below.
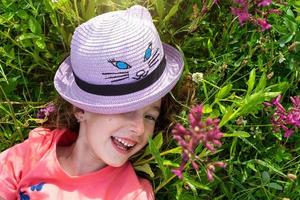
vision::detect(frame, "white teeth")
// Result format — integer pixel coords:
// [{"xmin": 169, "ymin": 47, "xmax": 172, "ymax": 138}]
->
[{"xmin": 113, "ymin": 136, "xmax": 135, "ymax": 147}]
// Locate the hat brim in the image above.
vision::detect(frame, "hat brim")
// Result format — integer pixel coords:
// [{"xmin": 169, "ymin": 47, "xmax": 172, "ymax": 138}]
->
[{"xmin": 54, "ymin": 43, "xmax": 184, "ymax": 114}]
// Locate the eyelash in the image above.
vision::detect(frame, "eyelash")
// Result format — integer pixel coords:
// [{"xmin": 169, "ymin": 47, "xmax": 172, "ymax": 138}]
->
[{"xmin": 145, "ymin": 115, "xmax": 157, "ymax": 122}]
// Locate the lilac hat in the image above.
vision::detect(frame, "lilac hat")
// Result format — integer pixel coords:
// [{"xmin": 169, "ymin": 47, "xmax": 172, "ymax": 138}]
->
[{"xmin": 54, "ymin": 5, "xmax": 184, "ymax": 114}]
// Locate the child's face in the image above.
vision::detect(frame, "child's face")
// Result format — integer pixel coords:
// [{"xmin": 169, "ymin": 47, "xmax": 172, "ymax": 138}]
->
[{"xmin": 79, "ymin": 99, "xmax": 161, "ymax": 168}]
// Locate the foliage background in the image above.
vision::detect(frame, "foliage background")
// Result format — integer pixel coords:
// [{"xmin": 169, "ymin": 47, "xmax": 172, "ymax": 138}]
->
[{"xmin": 0, "ymin": 0, "xmax": 299, "ymax": 199}]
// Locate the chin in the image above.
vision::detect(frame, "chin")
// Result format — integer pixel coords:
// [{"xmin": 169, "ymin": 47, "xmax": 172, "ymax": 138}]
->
[{"xmin": 106, "ymin": 160, "xmax": 128, "ymax": 167}]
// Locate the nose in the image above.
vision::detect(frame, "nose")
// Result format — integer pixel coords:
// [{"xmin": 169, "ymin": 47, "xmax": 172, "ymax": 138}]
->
[{"xmin": 126, "ymin": 112, "xmax": 145, "ymax": 136}]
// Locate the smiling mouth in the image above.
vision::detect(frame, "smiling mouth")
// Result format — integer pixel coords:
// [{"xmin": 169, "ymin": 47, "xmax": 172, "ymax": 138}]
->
[{"xmin": 111, "ymin": 136, "xmax": 136, "ymax": 152}]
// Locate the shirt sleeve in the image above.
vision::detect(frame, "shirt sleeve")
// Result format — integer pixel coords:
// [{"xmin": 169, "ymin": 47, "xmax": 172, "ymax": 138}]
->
[
  {"xmin": 137, "ymin": 178, "xmax": 155, "ymax": 200},
  {"xmin": 0, "ymin": 128, "xmax": 53, "ymax": 200},
  {"xmin": 0, "ymin": 140, "xmax": 29, "ymax": 200}
]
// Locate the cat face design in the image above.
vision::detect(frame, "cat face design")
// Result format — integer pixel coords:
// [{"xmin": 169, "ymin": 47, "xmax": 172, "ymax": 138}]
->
[{"xmin": 102, "ymin": 42, "xmax": 160, "ymax": 83}]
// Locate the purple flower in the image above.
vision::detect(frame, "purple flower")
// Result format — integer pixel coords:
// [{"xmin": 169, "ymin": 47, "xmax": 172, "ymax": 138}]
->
[
  {"xmin": 286, "ymin": 96, "xmax": 300, "ymax": 127},
  {"xmin": 207, "ymin": 164, "xmax": 215, "ymax": 182},
  {"xmin": 265, "ymin": 95, "xmax": 300, "ymax": 138},
  {"xmin": 257, "ymin": 0, "xmax": 272, "ymax": 7},
  {"xmin": 171, "ymin": 105, "xmax": 225, "ymax": 180},
  {"xmin": 37, "ymin": 103, "xmax": 56, "ymax": 119},
  {"xmin": 171, "ymin": 169, "xmax": 184, "ymax": 179},
  {"xmin": 231, "ymin": 7, "xmax": 251, "ymax": 25},
  {"xmin": 256, "ymin": 18, "xmax": 272, "ymax": 31},
  {"xmin": 206, "ymin": 162, "xmax": 226, "ymax": 181},
  {"xmin": 230, "ymin": 0, "xmax": 278, "ymax": 31}
]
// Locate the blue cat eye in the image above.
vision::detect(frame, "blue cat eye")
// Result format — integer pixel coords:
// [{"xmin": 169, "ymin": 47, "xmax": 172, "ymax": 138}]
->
[
  {"xmin": 116, "ymin": 61, "xmax": 130, "ymax": 69},
  {"xmin": 108, "ymin": 59, "xmax": 131, "ymax": 70},
  {"xmin": 144, "ymin": 43, "xmax": 152, "ymax": 61}
]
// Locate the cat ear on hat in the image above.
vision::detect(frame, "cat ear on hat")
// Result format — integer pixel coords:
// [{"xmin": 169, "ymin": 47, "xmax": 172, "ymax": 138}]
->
[{"xmin": 126, "ymin": 5, "xmax": 153, "ymax": 24}]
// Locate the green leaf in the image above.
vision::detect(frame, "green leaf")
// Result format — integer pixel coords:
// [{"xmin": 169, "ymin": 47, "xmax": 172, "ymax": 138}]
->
[
  {"xmin": 148, "ymin": 136, "xmax": 167, "ymax": 178},
  {"xmin": 0, "ymin": 64, "xmax": 8, "ymax": 83},
  {"xmin": 217, "ymin": 102, "xmax": 226, "ymax": 114},
  {"xmin": 0, "ymin": 12, "xmax": 14, "ymax": 24},
  {"xmin": 84, "ymin": 0, "xmax": 96, "ymax": 20},
  {"xmin": 155, "ymin": 0, "xmax": 165, "ymax": 20},
  {"xmin": 35, "ymin": 38, "xmax": 46, "ymax": 49},
  {"xmin": 29, "ymin": 17, "xmax": 42, "ymax": 34},
  {"xmin": 18, "ymin": 33, "xmax": 40, "ymax": 41},
  {"xmin": 262, "ymin": 171, "xmax": 270, "ymax": 183},
  {"xmin": 266, "ymin": 82, "xmax": 289, "ymax": 93},
  {"xmin": 50, "ymin": 13, "xmax": 58, "ymax": 27},
  {"xmin": 16, "ymin": 10, "xmax": 28, "ymax": 19},
  {"xmin": 219, "ymin": 106, "xmax": 234, "ymax": 127},
  {"xmin": 223, "ymin": 131, "xmax": 250, "ymax": 138},
  {"xmin": 0, "ymin": 103, "xmax": 10, "ymax": 115},
  {"xmin": 163, "ymin": 0, "xmax": 181, "ymax": 22},
  {"xmin": 278, "ymin": 34, "xmax": 294, "ymax": 47},
  {"xmin": 184, "ymin": 176, "xmax": 211, "ymax": 191},
  {"xmin": 134, "ymin": 163, "xmax": 154, "ymax": 178},
  {"xmin": 162, "ymin": 147, "xmax": 182, "ymax": 155},
  {"xmin": 264, "ymin": 92, "xmax": 281, "ymax": 99},
  {"xmin": 256, "ymin": 159, "xmax": 285, "ymax": 177},
  {"xmin": 163, "ymin": 159, "xmax": 180, "ymax": 167},
  {"xmin": 255, "ymin": 73, "xmax": 266, "ymax": 92},
  {"xmin": 216, "ymin": 84, "xmax": 232, "ymax": 100},
  {"xmin": 246, "ymin": 69, "xmax": 256, "ymax": 96},
  {"xmin": 239, "ymin": 92, "xmax": 265, "ymax": 115},
  {"xmin": 203, "ymin": 104, "xmax": 212, "ymax": 113},
  {"xmin": 0, "ymin": 77, "xmax": 20, "ymax": 95},
  {"xmin": 284, "ymin": 10, "xmax": 297, "ymax": 33},
  {"xmin": 272, "ymin": 132, "xmax": 282, "ymax": 141},
  {"xmin": 144, "ymin": 132, "xmax": 163, "ymax": 157},
  {"xmin": 246, "ymin": 162, "xmax": 257, "ymax": 172},
  {"xmin": 268, "ymin": 182, "xmax": 283, "ymax": 190}
]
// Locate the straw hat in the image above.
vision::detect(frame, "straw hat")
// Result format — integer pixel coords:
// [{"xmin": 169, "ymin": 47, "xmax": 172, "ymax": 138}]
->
[{"xmin": 54, "ymin": 5, "xmax": 184, "ymax": 114}]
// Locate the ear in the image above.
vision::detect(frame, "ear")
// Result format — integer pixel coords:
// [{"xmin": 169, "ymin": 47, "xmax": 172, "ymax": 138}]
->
[{"xmin": 73, "ymin": 106, "xmax": 85, "ymax": 122}]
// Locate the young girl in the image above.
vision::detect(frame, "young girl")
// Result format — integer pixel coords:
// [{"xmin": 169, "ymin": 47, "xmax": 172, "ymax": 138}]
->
[{"xmin": 0, "ymin": 5, "xmax": 183, "ymax": 200}]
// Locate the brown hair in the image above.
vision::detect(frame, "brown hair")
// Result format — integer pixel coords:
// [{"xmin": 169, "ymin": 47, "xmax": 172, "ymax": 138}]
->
[{"xmin": 41, "ymin": 96, "xmax": 79, "ymax": 133}]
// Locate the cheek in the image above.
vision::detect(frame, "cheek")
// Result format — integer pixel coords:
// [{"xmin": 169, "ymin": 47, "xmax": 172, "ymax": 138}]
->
[{"xmin": 141, "ymin": 126, "xmax": 155, "ymax": 144}]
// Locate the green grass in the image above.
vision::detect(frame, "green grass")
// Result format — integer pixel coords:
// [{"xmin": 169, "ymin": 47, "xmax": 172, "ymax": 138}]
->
[{"xmin": 0, "ymin": 0, "xmax": 299, "ymax": 199}]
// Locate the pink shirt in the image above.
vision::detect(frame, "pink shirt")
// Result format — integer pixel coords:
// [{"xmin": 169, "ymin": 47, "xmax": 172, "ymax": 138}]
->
[{"xmin": 0, "ymin": 128, "xmax": 154, "ymax": 200}]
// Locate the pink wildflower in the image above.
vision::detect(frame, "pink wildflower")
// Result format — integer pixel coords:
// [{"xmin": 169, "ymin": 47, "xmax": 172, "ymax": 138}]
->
[
  {"xmin": 207, "ymin": 164, "xmax": 215, "ymax": 182},
  {"xmin": 257, "ymin": 0, "xmax": 272, "ymax": 7},
  {"xmin": 286, "ymin": 96, "xmax": 300, "ymax": 127},
  {"xmin": 256, "ymin": 18, "xmax": 272, "ymax": 31},
  {"xmin": 265, "ymin": 95, "xmax": 300, "ymax": 138},
  {"xmin": 231, "ymin": 7, "xmax": 251, "ymax": 25},
  {"xmin": 206, "ymin": 162, "xmax": 226, "ymax": 181},
  {"xmin": 172, "ymin": 105, "xmax": 225, "ymax": 180},
  {"xmin": 231, "ymin": 0, "xmax": 278, "ymax": 31},
  {"xmin": 37, "ymin": 103, "xmax": 56, "ymax": 119}
]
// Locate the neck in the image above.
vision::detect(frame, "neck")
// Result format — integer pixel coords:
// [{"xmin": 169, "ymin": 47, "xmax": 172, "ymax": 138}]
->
[{"xmin": 57, "ymin": 126, "xmax": 106, "ymax": 176}]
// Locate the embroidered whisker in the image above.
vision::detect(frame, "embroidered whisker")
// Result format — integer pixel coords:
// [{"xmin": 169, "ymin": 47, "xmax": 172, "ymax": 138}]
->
[
  {"xmin": 102, "ymin": 72, "xmax": 129, "ymax": 75},
  {"xmin": 148, "ymin": 49, "xmax": 159, "ymax": 64},
  {"xmin": 111, "ymin": 76, "xmax": 130, "ymax": 82},
  {"xmin": 104, "ymin": 74, "xmax": 129, "ymax": 80},
  {"xmin": 149, "ymin": 59, "xmax": 159, "ymax": 68}
]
